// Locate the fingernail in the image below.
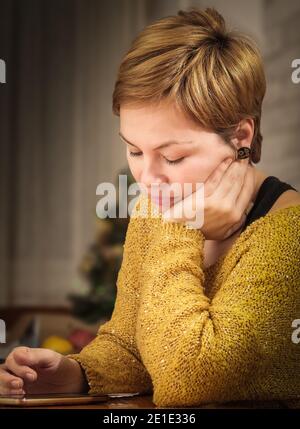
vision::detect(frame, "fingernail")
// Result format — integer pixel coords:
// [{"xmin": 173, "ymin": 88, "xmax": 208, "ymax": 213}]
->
[
  {"xmin": 11, "ymin": 380, "xmax": 21, "ymax": 389},
  {"xmin": 26, "ymin": 372, "xmax": 35, "ymax": 381}
]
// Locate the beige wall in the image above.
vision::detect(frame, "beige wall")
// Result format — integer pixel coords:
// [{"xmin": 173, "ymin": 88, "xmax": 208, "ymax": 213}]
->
[{"xmin": 261, "ymin": 0, "xmax": 300, "ymax": 190}]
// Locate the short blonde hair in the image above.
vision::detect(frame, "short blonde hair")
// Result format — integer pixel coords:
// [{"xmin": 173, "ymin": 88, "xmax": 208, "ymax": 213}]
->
[{"xmin": 112, "ymin": 7, "xmax": 266, "ymax": 164}]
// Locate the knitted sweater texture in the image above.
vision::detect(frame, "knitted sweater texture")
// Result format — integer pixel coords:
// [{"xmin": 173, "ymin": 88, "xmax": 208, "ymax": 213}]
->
[{"xmin": 68, "ymin": 195, "xmax": 300, "ymax": 407}]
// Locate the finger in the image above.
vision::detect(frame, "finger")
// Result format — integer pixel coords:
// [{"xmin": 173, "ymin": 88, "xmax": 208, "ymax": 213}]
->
[
  {"xmin": 214, "ymin": 158, "xmax": 249, "ymax": 201},
  {"xmin": 0, "ymin": 366, "xmax": 24, "ymax": 390},
  {"xmin": 161, "ymin": 192, "xmax": 187, "ymax": 221},
  {"xmin": 0, "ymin": 388, "xmax": 25, "ymax": 396},
  {"xmin": 162, "ymin": 185, "xmax": 204, "ymax": 223},
  {"xmin": 204, "ymin": 157, "xmax": 233, "ymax": 197},
  {"xmin": 162, "ymin": 202, "xmax": 183, "ymax": 223},
  {"xmin": 5, "ymin": 348, "xmax": 38, "ymax": 381},
  {"xmin": 14, "ymin": 347, "xmax": 57, "ymax": 369},
  {"xmin": 221, "ymin": 164, "xmax": 253, "ymax": 238}
]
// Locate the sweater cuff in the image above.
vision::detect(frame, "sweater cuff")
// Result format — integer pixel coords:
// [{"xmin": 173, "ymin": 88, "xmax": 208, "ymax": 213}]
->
[
  {"xmin": 158, "ymin": 218, "xmax": 206, "ymax": 244},
  {"xmin": 66, "ymin": 353, "xmax": 100, "ymax": 394}
]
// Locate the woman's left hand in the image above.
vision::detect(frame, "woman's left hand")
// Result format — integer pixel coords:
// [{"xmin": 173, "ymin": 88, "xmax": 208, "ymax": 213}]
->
[{"xmin": 161, "ymin": 157, "xmax": 255, "ymax": 240}]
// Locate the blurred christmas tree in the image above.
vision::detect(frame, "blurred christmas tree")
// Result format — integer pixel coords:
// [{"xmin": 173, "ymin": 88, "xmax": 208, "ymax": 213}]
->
[{"xmin": 68, "ymin": 167, "xmax": 136, "ymax": 324}]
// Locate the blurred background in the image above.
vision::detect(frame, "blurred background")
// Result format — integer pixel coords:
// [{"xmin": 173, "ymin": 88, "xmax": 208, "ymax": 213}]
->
[{"xmin": 0, "ymin": 0, "xmax": 300, "ymax": 358}]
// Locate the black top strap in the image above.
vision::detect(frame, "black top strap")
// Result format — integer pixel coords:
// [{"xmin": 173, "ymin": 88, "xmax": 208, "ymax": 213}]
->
[{"xmin": 241, "ymin": 176, "xmax": 298, "ymax": 233}]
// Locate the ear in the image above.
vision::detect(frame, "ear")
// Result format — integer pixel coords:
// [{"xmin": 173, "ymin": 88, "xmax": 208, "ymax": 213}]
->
[
  {"xmin": 230, "ymin": 118, "xmax": 254, "ymax": 163},
  {"xmin": 231, "ymin": 118, "xmax": 254, "ymax": 149}
]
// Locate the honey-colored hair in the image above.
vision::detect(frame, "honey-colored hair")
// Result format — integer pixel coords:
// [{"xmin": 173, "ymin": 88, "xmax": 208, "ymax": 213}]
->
[{"xmin": 112, "ymin": 7, "xmax": 266, "ymax": 163}]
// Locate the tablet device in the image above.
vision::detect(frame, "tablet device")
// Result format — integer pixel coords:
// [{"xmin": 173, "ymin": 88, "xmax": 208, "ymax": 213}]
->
[{"xmin": 0, "ymin": 392, "xmax": 140, "ymax": 407}]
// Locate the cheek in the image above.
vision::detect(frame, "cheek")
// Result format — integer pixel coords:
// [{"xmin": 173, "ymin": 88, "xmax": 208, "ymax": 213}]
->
[
  {"xmin": 177, "ymin": 158, "xmax": 212, "ymax": 185},
  {"xmin": 174, "ymin": 157, "xmax": 224, "ymax": 194}
]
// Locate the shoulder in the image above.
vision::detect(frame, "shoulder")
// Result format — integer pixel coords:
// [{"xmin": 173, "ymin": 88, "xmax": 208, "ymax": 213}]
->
[
  {"xmin": 240, "ymin": 186, "xmax": 300, "ymax": 248},
  {"xmin": 253, "ymin": 203, "xmax": 300, "ymax": 233},
  {"xmin": 269, "ymin": 189, "xmax": 300, "ymax": 214},
  {"xmin": 223, "ymin": 205, "xmax": 300, "ymax": 293},
  {"xmin": 242, "ymin": 204, "xmax": 300, "ymax": 262}
]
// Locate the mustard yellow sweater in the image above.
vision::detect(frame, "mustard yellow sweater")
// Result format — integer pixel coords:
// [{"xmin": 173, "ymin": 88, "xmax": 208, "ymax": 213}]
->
[{"xmin": 69, "ymin": 195, "xmax": 300, "ymax": 407}]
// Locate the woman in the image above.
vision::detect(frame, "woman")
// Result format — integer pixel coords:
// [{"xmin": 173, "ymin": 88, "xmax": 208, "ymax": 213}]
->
[{"xmin": 1, "ymin": 7, "xmax": 300, "ymax": 407}]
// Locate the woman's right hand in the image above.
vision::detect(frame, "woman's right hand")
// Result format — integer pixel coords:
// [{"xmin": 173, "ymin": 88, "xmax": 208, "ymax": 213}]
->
[
  {"xmin": 0, "ymin": 346, "xmax": 88, "ymax": 395},
  {"xmin": 162, "ymin": 157, "xmax": 255, "ymax": 240}
]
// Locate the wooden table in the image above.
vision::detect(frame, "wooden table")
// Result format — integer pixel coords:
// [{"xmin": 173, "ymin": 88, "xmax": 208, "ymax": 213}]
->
[
  {"xmin": 37, "ymin": 395, "xmax": 157, "ymax": 409},
  {"xmin": 0, "ymin": 394, "xmax": 294, "ymax": 409}
]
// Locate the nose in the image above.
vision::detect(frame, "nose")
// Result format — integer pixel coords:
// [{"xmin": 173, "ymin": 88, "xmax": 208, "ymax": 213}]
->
[{"xmin": 140, "ymin": 162, "xmax": 167, "ymax": 192}]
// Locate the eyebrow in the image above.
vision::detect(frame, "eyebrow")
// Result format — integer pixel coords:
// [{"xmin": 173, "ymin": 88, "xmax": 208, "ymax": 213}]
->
[{"xmin": 118, "ymin": 132, "xmax": 194, "ymax": 150}]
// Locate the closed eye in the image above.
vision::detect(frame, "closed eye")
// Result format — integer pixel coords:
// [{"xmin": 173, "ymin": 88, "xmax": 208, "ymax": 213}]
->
[{"xmin": 128, "ymin": 151, "xmax": 185, "ymax": 165}]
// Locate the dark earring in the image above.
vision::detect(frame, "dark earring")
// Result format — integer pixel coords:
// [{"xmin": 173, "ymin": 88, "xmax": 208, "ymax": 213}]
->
[{"xmin": 237, "ymin": 147, "xmax": 251, "ymax": 160}]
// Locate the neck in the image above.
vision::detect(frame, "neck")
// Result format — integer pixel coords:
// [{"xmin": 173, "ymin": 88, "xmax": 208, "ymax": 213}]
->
[{"xmin": 250, "ymin": 167, "xmax": 269, "ymax": 205}]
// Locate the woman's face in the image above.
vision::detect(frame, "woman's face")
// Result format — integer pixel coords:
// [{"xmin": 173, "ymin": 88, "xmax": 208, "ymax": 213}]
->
[{"xmin": 119, "ymin": 100, "xmax": 236, "ymax": 209}]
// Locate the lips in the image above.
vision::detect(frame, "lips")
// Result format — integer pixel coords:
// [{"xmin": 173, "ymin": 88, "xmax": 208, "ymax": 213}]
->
[{"xmin": 150, "ymin": 194, "xmax": 176, "ymax": 207}]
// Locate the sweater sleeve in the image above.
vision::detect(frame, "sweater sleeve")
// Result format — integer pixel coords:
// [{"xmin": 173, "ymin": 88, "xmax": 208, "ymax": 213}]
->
[
  {"xmin": 67, "ymin": 195, "xmax": 155, "ymax": 395},
  {"xmin": 136, "ymin": 206, "xmax": 300, "ymax": 407}
]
